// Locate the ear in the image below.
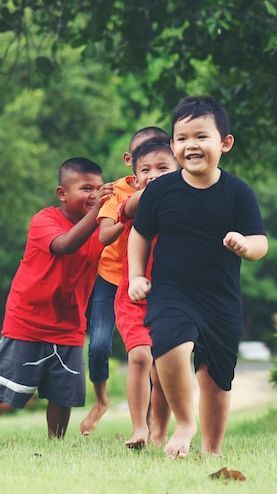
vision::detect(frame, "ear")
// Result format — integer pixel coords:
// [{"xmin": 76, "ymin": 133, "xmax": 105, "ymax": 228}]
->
[
  {"xmin": 56, "ymin": 185, "xmax": 66, "ymax": 203},
  {"xmin": 132, "ymin": 174, "xmax": 140, "ymax": 189},
  {"xmin": 170, "ymin": 138, "xmax": 176, "ymax": 157},
  {"xmin": 221, "ymin": 134, "xmax": 234, "ymax": 154},
  {"xmin": 123, "ymin": 152, "xmax": 132, "ymax": 167}
]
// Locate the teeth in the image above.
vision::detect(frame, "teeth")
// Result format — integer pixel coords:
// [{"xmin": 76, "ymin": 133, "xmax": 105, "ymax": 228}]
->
[{"xmin": 187, "ymin": 154, "xmax": 202, "ymax": 160}]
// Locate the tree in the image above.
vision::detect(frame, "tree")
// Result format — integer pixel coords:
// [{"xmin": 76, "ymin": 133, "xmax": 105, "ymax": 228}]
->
[{"xmin": 1, "ymin": 0, "xmax": 276, "ymax": 176}]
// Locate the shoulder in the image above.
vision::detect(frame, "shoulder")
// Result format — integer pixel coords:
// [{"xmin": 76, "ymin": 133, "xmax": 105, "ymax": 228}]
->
[
  {"xmin": 221, "ymin": 171, "xmax": 258, "ymax": 203},
  {"xmin": 222, "ymin": 170, "xmax": 253, "ymax": 192},
  {"xmin": 113, "ymin": 176, "xmax": 135, "ymax": 192},
  {"xmin": 143, "ymin": 170, "xmax": 180, "ymax": 196},
  {"xmin": 31, "ymin": 206, "xmax": 60, "ymax": 222}
]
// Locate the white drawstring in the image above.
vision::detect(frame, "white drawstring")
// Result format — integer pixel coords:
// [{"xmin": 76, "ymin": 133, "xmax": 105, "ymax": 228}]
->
[{"xmin": 23, "ymin": 344, "xmax": 80, "ymax": 375}]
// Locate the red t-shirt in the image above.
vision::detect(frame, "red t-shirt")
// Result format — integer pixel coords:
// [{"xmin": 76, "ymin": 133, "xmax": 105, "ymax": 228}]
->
[{"xmin": 2, "ymin": 207, "xmax": 104, "ymax": 346}]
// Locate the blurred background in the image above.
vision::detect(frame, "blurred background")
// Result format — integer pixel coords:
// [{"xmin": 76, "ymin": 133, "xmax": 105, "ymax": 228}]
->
[{"xmin": 0, "ymin": 0, "xmax": 276, "ymax": 368}]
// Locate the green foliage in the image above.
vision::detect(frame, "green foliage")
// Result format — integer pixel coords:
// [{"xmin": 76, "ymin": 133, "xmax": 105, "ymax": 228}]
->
[{"xmin": 1, "ymin": 1, "xmax": 276, "ymax": 178}]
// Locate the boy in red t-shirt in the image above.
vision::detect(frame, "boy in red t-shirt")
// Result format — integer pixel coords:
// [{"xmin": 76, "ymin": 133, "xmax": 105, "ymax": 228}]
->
[
  {"xmin": 0, "ymin": 157, "xmax": 113, "ymax": 438},
  {"xmin": 115, "ymin": 139, "xmax": 179, "ymax": 448}
]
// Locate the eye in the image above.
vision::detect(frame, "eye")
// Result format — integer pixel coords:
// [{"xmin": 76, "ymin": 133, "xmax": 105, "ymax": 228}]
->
[{"xmin": 198, "ymin": 134, "xmax": 208, "ymax": 139}]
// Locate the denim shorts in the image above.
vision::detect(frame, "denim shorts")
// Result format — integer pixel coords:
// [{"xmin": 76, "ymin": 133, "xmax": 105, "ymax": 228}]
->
[{"xmin": 88, "ymin": 275, "xmax": 117, "ymax": 382}]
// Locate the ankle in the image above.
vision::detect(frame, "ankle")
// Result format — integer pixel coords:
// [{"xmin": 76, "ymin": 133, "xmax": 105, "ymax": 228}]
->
[{"xmin": 96, "ymin": 398, "xmax": 109, "ymax": 408}]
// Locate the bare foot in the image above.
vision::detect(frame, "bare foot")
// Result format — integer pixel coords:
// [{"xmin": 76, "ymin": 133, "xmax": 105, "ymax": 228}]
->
[
  {"xmin": 125, "ymin": 427, "xmax": 149, "ymax": 449},
  {"xmin": 164, "ymin": 423, "xmax": 197, "ymax": 459},
  {"xmin": 80, "ymin": 402, "xmax": 109, "ymax": 435}
]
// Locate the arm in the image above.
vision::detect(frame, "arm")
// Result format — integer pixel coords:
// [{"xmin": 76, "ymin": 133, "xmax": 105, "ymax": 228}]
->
[
  {"xmin": 128, "ymin": 226, "xmax": 152, "ymax": 302},
  {"xmin": 223, "ymin": 232, "xmax": 268, "ymax": 260},
  {"xmin": 51, "ymin": 183, "xmax": 113, "ymax": 255},
  {"xmin": 99, "ymin": 190, "xmax": 144, "ymax": 245},
  {"xmin": 99, "ymin": 217, "xmax": 125, "ymax": 245},
  {"xmin": 124, "ymin": 189, "xmax": 144, "ymax": 218}
]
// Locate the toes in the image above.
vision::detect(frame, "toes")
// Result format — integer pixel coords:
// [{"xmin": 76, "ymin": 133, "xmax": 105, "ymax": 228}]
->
[
  {"xmin": 164, "ymin": 443, "xmax": 189, "ymax": 459},
  {"xmin": 178, "ymin": 446, "xmax": 189, "ymax": 458},
  {"xmin": 125, "ymin": 439, "xmax": 146, "ymax": 449}
]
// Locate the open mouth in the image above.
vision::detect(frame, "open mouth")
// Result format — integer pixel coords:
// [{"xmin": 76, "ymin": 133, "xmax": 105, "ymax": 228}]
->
[{"xmin": 186, "ymin": 153, "xmax": 203, "ymax": 160}]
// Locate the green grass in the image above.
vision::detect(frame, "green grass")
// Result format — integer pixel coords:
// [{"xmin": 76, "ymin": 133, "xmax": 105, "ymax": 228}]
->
[{"xmin": 0, "ymin": 405, "xmax": 276, "ymax": 494}]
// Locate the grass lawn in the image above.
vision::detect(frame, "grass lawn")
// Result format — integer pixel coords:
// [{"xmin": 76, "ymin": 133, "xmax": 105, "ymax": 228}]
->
[{"xmin": 0, "ymin": 404, "xmax": 276, "ymax": 494}]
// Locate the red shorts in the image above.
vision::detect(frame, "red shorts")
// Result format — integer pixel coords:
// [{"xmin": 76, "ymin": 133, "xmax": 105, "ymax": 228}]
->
[{"xmin": 115, "ymin": 283, "xmax": 152, "ymax": 353}]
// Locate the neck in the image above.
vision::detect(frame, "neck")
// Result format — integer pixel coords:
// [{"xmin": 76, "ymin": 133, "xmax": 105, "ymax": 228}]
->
[
  {"xmin": 59, "ymin": 206, "xmax": 79, "ymax": 224},
  {"xmin": 181, "ymin": 168, "xmax": 221, "ymax": 189}
]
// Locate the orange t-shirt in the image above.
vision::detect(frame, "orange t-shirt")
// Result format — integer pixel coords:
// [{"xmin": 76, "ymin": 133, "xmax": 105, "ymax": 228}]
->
[{"xmin": 97, "ymin": 176, "xmax": 136, "ymax": 286}]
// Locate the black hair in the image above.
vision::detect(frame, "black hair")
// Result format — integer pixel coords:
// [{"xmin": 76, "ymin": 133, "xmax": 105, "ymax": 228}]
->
[
  {"xmin": 58, "ymin": 157, "xmax": 102, "ymax": 185},
  {"xmin": 131, "ymin": 137, "xmax": 174, "ymax": 174},
  {"xmin": 129, "ymin": 126, "xmax": 169, "ymax": 152},
  {"xmin": 172, "ymin": 96, "xmax": 230, "ymax": 139}
]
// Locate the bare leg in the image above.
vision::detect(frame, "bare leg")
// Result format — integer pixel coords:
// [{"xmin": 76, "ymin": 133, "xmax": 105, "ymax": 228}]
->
[
  {"xmin": 80, "ymin": 381, "xmax": 109, "ymax": 435},
  {"xmin": 196, "ymin": 364, "xmax": 231, "ymax": 455},
  {"xmin": 149, "ymin": 364, "xmax": 171, "ymax": 446},
  {"xmin": 155, "ymin": 342, "xmax": 196, "ymax": 458},
  {"xmin": 125, "ymin": 345, "xmax": 153, "ymax": 449},
  {"xmin": 47, "ymin": 401, "xmax": 71, "ymax": 438}
]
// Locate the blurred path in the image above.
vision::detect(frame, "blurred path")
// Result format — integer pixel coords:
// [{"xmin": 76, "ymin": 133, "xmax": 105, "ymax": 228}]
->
[{"xmin": 193, "ymin": 361, "xmax": 276, "ymax": 412}]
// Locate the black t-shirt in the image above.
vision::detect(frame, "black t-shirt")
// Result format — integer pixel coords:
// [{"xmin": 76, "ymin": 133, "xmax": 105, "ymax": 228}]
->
[{"xmin": 133, "ymin": 169, "xmax": 266, "ymax": 330}]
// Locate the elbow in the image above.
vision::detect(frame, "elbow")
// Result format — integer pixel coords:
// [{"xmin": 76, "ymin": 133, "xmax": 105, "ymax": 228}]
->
[
  {"xmin": 99, "ymin": 233, "xmax": 112, "ymax": 246},
  {"xmin": 51, "ymin": 243, "xmax": 76, "ymax": 256}
]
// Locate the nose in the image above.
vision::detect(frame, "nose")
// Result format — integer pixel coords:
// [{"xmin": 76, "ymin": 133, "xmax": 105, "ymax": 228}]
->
[
  {"xmin": 89, "ymin": 189, "xmax": 97, "ymax": 198},
  {"xmin": 148, "ymin": 170, "xmax": 160, "ymax": 182},
  {"xmin": 186, "ymin": 138, "xmax": 198, "ymax": 149}
]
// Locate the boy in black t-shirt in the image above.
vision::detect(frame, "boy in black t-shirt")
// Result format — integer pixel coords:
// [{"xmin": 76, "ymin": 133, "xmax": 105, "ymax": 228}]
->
[{"xmin": 128, "ymin": 96, "xmax": 268, "ymax": 458}]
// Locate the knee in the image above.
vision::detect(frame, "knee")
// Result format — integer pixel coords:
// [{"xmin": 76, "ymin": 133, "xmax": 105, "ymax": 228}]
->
[
  {"xmin": 197, "ymin": 365, "xmax": 223, "ymax": 393},
  {"xmin": 128, "ymin": 347, "xmax": 153, "ymax": 370},
  {"xmin": 89, "ymin": 337, "xmax": 111, "ymax": 359}
]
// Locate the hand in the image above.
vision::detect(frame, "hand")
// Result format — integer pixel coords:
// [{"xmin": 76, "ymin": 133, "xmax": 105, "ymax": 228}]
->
[
  {"xmin": 128, "ymin": 276, "xmax": 151, "ymax": 302},
  {"xmin": 223, "ymin": 231, "xmax": 249, "ymax": 257},
  {"xmin": 98, "ymin": 182, "xmax": 114, "ymax": 206}
]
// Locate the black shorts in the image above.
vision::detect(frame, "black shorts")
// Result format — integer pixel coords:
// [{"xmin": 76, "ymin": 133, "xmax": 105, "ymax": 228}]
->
[
  {"xmin": 0, "ymin": 337, "xmax": 85, "ymax": 408},
  {"xmin": 145, "ymin": 293, "xmax": 240, "ymax": 391}
]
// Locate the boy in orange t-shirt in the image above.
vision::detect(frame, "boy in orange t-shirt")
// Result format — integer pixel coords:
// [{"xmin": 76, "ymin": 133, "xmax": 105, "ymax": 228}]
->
[{"xmin": 80, "ymin": 127, "xmax": 169, "ymax": 435}]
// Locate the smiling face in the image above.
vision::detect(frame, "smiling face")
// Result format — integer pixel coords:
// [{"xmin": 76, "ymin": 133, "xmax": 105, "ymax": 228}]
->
[
  {"xmin": 135, "ymin": 150, "xmax": 178, "ymax": 189},
  {"xmin": 171, "ymin": 114, "xmax": 234, "ymax": 187},
  {"xmin": 57, "ymin": 171, "xmax": 103, "ymax": 223},
  {"xmin": 124, "ymin": 130, "xmax": 169, "ymax": 167}
]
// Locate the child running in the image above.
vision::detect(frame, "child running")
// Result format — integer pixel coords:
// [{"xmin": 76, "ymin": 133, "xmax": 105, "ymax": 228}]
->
[
  {"xmin": 128, "ymin": 96, "xmax": 268, "ymax": 458},
  {"xmin": 80, "ymin": 127, "xmax": 170, "ymax": 436},
  {"xmin": 115, "ymin": 138, "xmax": 179, "ymax": 449},
  {"xmin": 0, "ymin": 157, "xmax": 113, "ymax": 438}
]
